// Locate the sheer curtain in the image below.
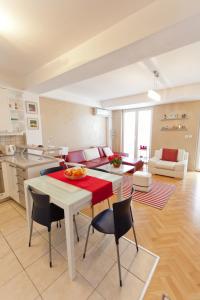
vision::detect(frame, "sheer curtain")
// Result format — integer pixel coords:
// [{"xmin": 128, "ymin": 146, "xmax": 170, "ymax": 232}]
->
[
  {"xmin": 196, "ymin": 120, "xmax": 200, "ymax": 170},
  {"xmin": 123, "ymin": 109, "xmax": 152, "ymax": 159},
  {"xmin": 123, "ymin": 111, "xmax": 136, "ymax": 157}
]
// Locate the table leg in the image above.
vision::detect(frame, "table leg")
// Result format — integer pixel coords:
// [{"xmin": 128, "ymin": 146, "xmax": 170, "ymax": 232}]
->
[
  {"xmin": 64, "ymin": 206, "xmax": 76, "ymax": 280},
  {"xmin": 24, "ymin": 183, "xmax": 32, "ymax": 233}
]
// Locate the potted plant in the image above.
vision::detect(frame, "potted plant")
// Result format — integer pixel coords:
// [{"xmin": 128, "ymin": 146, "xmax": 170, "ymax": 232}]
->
[{"xmin": 108, "ymin": 154, "xmax": 122, "ymax": 168}]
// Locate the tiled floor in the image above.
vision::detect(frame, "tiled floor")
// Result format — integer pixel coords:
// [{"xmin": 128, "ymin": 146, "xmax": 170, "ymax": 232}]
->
[{"xmin": 0, "ymin": 200, "xmax": 159, "ymax": 300}]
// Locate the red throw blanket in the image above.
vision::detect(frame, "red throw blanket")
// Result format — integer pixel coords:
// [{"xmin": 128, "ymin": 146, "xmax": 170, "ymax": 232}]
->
[{"xmin": 47, "ymin": 170, "xmax": 113, "ymax": 205}]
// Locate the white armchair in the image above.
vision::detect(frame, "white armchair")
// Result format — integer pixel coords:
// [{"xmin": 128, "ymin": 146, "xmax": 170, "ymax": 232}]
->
[{"xmin": 148, "ymin": 149, "xmax": 188, "ymax": 179}]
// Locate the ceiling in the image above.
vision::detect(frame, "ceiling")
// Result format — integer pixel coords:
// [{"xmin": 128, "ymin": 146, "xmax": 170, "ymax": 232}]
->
[
  {"xmin": 0, "ymin": 0, "xmax": 154, "ymax": 78},
  {"xmin": 43, "ymin": 41, "xmax": 200, "ymax": 104}
]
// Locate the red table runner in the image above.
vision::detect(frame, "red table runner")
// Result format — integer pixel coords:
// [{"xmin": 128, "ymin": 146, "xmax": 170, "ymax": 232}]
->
[{"xmin": 47, "ymin": 170, "xmax": 113, "ymax": 205}]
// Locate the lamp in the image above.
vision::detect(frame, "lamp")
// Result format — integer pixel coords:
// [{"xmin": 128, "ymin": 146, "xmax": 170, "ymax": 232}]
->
[{"xmin": 148, "ymin": 70, "xmax": 161, "ymax": 101}]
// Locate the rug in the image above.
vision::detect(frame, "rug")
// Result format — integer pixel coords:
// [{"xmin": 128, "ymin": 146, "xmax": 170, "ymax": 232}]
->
[{"xmin": 114, "ymin": 176, "xmax": 176, "ymax": 210}]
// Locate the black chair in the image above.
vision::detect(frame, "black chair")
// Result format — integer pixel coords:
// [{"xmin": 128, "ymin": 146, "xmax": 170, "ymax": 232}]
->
[
  {"xmin": 40, "ymin": 165, "xmax": 65, "ymax": 176},
  {"xmin": 83, "ymin": 188, "xmax": 138, "ymax": 287},
  {"xmin": 28, "ymin": 187, "xmax": 65, "ymax": 267},
  {"xmin": 90, "ymin": 167, "xmax": 111, "ymax": 227},
  {"xmin": 40, "ymin": 165, "xmax": 79, "ymax": 240}
]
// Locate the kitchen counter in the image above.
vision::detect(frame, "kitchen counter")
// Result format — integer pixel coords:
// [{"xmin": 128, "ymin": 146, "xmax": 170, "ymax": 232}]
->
[{"xmin": 0, "ymin": 153, "xmax": 59, "ymax": 169}]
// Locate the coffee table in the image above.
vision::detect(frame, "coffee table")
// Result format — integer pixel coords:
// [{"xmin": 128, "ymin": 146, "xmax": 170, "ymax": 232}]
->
[{"xmin": 96, "ymin": 163, "xmax": 134, "ymax": 175}]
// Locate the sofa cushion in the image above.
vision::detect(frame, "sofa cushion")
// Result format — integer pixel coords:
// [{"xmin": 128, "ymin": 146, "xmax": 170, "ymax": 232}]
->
[
  {"xmin": 103, "ymin": 147, "xmax": 113, "ymax": 157},
  {"xmin": 162, "ymin": 148, "xmax": 178, "ymax": 162},
  {"xmin": 84, "ymin": 148, "xmax": 100, "ymax": 161},
  {"xmin": 84, "ymin": 157, "xmax": 109, "ymax": 168},
  {"xmin": 67, "ymin": 150, "xmax": 85, "ymax": 163},
  {"xmin": 155, "ymin": 160, "xmax": 176, "ymax": 170},
  {"xmin": 98, "ymin": 146, "xmax": 105, "ymax": 157}
]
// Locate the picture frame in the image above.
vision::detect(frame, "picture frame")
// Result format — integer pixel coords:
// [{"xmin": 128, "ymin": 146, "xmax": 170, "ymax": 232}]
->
[
  {"xmin": 26, "ymin": 101, "xmax": 38, "ymax": 114},
  {"xmin": 27, "ymin": 118, "xmax": 39, "ymax": 130}
]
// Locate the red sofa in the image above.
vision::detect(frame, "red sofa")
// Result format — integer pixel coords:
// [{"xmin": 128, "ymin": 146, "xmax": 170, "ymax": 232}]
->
[{"xmin": 64, "ymin": 147, "xmax": 143, "ymax": 172}]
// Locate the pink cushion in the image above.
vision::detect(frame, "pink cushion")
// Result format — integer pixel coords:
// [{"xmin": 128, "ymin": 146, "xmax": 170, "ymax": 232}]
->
[
  {"xmin": 162, "ymin": 148, "xmax": 178, "ymax": 162},
  {"xmin": 66, "ymin": 150, "xmax": 85, "ymax": 163},
  {"xmin": 98, "ymin": 147, "xmax": 105, "ymax": 158}
]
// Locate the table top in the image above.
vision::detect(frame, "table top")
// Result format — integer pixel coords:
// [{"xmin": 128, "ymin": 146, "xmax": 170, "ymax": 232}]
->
[
  {"xmin": 24, "ymin": 168, "xmax": 122, "ymax": 207},
  {"xmin": 96, "ymin": 163, "xmax": 134, "ymax": 175}
]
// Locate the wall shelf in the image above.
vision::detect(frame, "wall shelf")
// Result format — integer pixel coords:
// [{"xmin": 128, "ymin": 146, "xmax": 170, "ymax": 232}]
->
[
  {"xmin": 161, "ymin": 117, "xmax": 188, "ymax": 121},
  {"xmin": 161, "ymin": 128, "xmax": 187, "ymax": 131},
  {"xmin": 0, "ymin": 132, "xmax": 24, "ymax": 136}
]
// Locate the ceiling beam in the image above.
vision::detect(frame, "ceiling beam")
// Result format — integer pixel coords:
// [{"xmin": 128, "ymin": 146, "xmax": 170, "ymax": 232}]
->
[
  {"xmin": 25, "ymin": 0, "xmax": 200, "ymax": 93},
  {"xmin": 101, "ymin": 82, "xmax": 200, "ymax": 110}
]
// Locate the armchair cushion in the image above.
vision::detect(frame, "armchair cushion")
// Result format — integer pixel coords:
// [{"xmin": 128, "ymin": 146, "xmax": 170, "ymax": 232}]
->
[
  {"xmin": 162, "ymin": 148, "xmax": 178, "ymax": 162},
  {"xmin": 155, "ymin": 160, "xmax": 176, "ymax": 170}
]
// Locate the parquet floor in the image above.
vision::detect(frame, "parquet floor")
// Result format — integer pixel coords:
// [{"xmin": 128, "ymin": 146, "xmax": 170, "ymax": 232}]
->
[{"xmin": 83, "ymin": 171, "xmax": 200, "ymax": 300}]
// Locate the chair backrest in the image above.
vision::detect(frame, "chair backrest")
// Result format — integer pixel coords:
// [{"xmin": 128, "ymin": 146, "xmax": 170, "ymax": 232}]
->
[
  {"xmin": 113, "ymin": 188, "xmax": 134, "ymax": 241},
  {"xmin": 29, "ymin": 187, "xmax": 51, "ymax": 228},
  {"xmin": 40, "ymin": 165, "xmax": 65, "ymax": 176}
]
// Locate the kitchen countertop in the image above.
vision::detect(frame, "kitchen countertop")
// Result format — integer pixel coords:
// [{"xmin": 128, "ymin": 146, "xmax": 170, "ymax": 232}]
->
[{"xmin": 0, "ymin": 153, "xmax": 59, "ymax": 169}]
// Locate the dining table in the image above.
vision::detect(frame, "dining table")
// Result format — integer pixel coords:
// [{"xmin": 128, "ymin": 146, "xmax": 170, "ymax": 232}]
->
[{"xmin": 24, "ymin": 168, "xmax": 123, "ymax": 280}]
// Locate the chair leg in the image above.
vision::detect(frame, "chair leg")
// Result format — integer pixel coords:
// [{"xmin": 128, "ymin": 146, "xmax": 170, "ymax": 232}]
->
[
  {"xmin": 107, "ymin": 198, "xmax": 111, "ymax": 208},
  {"xmin": 73, "ymin": 215, "xmax": 79, "ymax": 242},
  {"xmin": 116, "ymin": 241, "xmax": 122, "ymax": 287},
  {"xmin": 83, "ymin": 224, "xmax": 92, "ymax": 259},
  {"xmin": 132, "ymin": 225, "xmax": 139, "ymax": 252},
  {"xmin": 91, "ymin": 206, "xmax": 94, "ymax": 233},
  {"xmin": 130, "ymin": 207, "xmax": 139, "ymax": 252},
  {"xmin": 56, "ymin": 221, "xmax": 58, "ymax": 228},
  {"xmin": 59, "ymin": 220, "xmax": 61, "ymax": 228},
  {"xmin": 28, "ymin": 219, "xmax": 33, "ymax": 247},
  {"xmin": 48, "ymin": 228, "xmax": 52, "ymax": 267}
]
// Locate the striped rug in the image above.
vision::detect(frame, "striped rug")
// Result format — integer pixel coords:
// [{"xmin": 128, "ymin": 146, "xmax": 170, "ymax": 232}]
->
[{"xmin": 114, "ymin": 176, "xmax": 176, "ymax": 210}]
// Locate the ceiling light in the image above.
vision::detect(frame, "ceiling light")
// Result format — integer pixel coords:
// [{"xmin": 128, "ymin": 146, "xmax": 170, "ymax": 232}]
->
[
  {"xmin": 148, "ymin": 89, "xmax": 161, "ymax": 101},
  {"xmin": 148, "ymin": 70, "xmax": 161, "ymax": 101},
  {"xmin": 0, "ymin": 12, "xmax": 14, "ymax": 33}
]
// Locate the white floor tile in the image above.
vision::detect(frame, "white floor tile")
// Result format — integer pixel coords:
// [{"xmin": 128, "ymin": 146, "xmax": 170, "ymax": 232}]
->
[
  {"xmin": 42, "ymin": 271, "xmax": 93, "ymax": 300},
  {"xmin": 0, "ymin": 271, "xmax": 39, "ymax": 300}
]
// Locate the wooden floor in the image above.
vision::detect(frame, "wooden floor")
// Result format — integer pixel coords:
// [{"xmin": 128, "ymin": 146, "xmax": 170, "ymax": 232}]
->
[{"xmin": 83, "ymin": 171, "xmax": 200, "ymax": 300}]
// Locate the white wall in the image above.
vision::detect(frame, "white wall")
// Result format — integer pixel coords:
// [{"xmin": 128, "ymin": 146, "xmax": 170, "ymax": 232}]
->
[{"xmin": 23, "ymin": 92, "xmax": 43, "ymax": 145}]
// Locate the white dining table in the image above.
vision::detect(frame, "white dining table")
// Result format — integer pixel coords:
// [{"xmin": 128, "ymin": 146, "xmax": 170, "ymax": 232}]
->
[{"xmin": 24, "ymin": 168, "xmax": 122, "ymax": 280}]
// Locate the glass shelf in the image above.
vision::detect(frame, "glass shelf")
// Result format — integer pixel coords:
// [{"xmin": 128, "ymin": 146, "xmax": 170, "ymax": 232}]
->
[{"xmin": 161, "ymin": 128, "xmax": 187, "ymax": 131}]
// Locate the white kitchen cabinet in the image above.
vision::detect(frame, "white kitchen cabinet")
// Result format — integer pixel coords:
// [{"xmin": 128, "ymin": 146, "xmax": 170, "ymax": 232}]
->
[
  {"xmin": 4, "ymin": 160, "xmax": 58, "ymax": 207},
  {"xmin": 6, "ymin": 163, "xmax": 19, "ymax": 203}
]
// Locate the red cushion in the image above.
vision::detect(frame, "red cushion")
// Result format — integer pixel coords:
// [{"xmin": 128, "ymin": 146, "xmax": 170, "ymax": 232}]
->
[
  {"xmin": 98, "ymin": 147, "xmax": 105, "ymax": 158},
  {"xmin": 66, "ymin": 150, "xmax": 85, "ymax": 163},
  {"xmin": 122, "ymin": 157, "xmax": 144, "ymax": 171},
  {"xmin": 84, "ymin": 157, "xmax": 109, "ymax": 168},
  {"xmin": 162, "ymin": 148, "xmax": 178, "ymax": 162}
]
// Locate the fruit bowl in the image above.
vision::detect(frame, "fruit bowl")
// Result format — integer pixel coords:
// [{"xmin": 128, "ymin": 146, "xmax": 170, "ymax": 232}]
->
[{"xmin": 64, "ymin": 167, "xmax": 87, "ymax": 180}]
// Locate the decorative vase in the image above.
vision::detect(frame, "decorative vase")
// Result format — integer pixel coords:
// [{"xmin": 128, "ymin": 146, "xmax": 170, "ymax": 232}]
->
[{"xmin": 113, "ymin": 163, "xmax": 121, "ymax": 168}]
